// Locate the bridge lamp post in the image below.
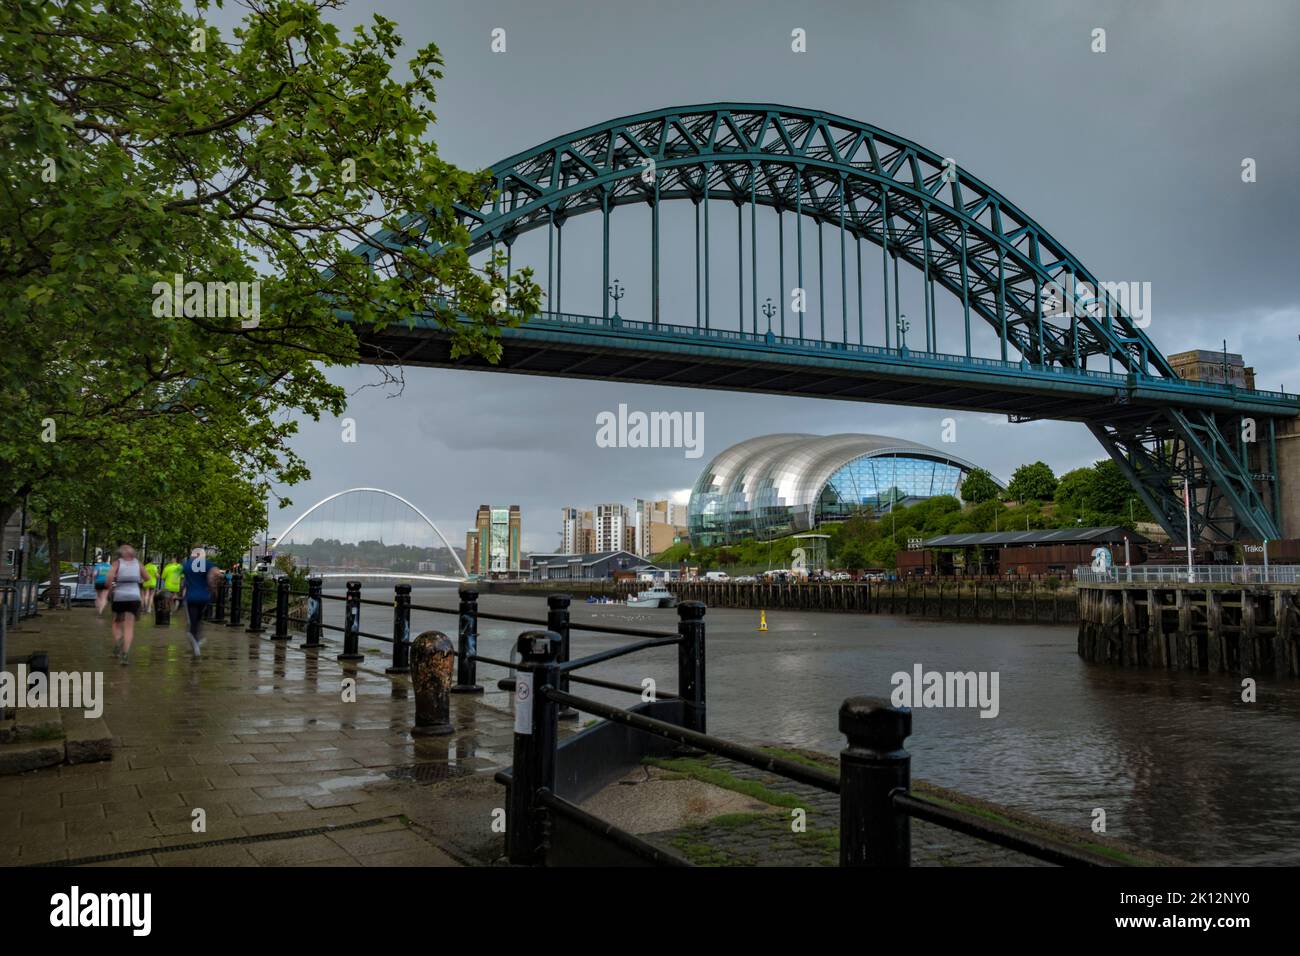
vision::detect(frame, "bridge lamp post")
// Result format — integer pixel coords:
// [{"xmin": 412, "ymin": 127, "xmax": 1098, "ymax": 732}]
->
[
  {"xmin": 608, "ymin": 278, "xmax": 625, "ymax": 323},
  {"xmin": 896, "ymin": 313, "xmax": 910, "ymax": 352},
  {"xmin": 761, "ymin": 297, "xmax": 776, "ymax": 341}
]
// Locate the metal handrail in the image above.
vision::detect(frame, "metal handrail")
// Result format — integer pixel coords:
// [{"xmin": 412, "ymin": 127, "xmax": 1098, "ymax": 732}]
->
[
  {"xmin": 512, "ymin": 310, "xmax": 1299, "ymax": 404},
  {"xmin": 891, "ymin": 792, "xmax": 1118, "ymax": 867},
  {"xmin": 556, "ymin": 637, "xmax": 680, "ymax": 674},
  {"xmin": 542, "ymin": 686, "xmax": 841, "ymax": 793},
  {"xmin": 535, "ymin": 789, "xmax": 691, "ymax": 867},
  {"xmin": 1077, "ymin": 564, "xmax": 1300, "ymax": 585}
]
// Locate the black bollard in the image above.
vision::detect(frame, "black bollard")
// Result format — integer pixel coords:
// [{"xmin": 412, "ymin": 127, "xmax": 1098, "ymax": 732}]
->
[
  {"xmin": 338, "ymin": 580, "xmax": 363, "ymax": 662},
  {"xmin": 506, "ymin": 629, "xmax": 562, "ymax": 865},
  {"xmin": 452, "ymin": 587, "xmax": 483, "ymax": 694},
  {"xmin": 246, "ymin": 573, "xmax": 265, "ymax": 634},
  {"xmin": 154, "ymin": 587, "xmax": 171, "ymax": 628},
  {"xmin": 676, "ymin": 601, "xmax": 707, "ymax": 734},
  {"xmin": 213, "ymin": 580, "xmax": 228, "ymax": 624},
  {"xmin": 300, "ymin": 577, "xmax": 323, "ymax": 649},
  {"xmin": 839, "ymin": 696, "xmax": 911, "ymax": 867},
  {"xmin": 387, "ymin": 584, "xmax": 412, "ymax": 674},
  {"xmin": 273, "ymin": 576, "xmax": 290, "ymax": 640},
  {"xmin": 228, "ymin": 569, "xmax": 244, "ymax": 627},
  {"xmin": 410, "ymin": 630, "xmax": 455, "ymax": 736},
  {"xmin": 548, "ymin": 594, "xmax": 577, "ymax": 720}
]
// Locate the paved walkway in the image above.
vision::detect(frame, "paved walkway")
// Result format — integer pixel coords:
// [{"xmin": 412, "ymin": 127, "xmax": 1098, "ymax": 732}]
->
[{"xmin": 2, "ymin": 607, "xmax": 519, "ymax": 867}]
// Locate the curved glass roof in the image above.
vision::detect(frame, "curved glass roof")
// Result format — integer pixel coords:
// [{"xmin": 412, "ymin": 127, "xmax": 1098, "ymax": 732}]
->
[{"xmin": 687, "ymin": 433, "xmax": 989, "ymax": 545}]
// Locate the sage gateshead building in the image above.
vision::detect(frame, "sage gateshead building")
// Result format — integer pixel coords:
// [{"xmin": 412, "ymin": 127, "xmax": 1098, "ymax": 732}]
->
[{"xmin": 687, "ymin": 433, "xmax": 992, "ymax": 547}]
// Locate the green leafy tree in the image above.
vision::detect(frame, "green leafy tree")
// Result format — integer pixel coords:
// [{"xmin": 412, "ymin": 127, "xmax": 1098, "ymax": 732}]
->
[
  {"xmin": 958, "ymin": 467, "xmax": 1001, "ymax": 504},
  {"xmin": 1087, "ymin": 459, "xmax": 1139, "ymax": 517},
  {"xmin": 1005, "ymin": 461, "xmax": 1058, "ymax": 503},
  {"xmin": 1054, "ymin": 467, "xmax": 1095, "ymax": 514},
  {"xmin": 1, "ymin": 0, "xmax": 541, "ymax": 531}
]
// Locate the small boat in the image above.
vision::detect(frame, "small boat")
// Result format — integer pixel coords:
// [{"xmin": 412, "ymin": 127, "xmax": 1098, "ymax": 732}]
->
[{"xmin": 626, "ymin": 585, "xmax": 678, "ymax": 609}]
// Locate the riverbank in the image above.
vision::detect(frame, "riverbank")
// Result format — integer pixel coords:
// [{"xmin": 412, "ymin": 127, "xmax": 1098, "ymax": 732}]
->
[
  {"xmin": 485, "ymin": 578, "xmax": 1080, "ymax": 623},
  {"xmin": 588, "ymin": 749, "xmax": 1183, "ymax": 867}
]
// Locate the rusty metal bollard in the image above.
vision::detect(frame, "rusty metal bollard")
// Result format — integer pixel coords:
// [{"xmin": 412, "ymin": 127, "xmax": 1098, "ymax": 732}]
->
[{"xmin": 410, "ymin": 630, "xmax": 455, "ymax": 736}]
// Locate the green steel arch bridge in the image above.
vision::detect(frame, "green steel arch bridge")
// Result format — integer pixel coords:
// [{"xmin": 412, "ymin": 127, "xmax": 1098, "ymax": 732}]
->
[{"xmin": 348, "ymin": 103, "xmax": 1298, "ymax": 544}]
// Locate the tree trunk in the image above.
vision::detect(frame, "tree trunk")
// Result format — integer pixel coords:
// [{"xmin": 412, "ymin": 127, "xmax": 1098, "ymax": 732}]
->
[
  {"xmin": 0, "ymin": 502, "xmax": 13, "ymax": 576},
  {"xmin": 47, "ymin": 519, "xmax": 61, "ymax": 607}
]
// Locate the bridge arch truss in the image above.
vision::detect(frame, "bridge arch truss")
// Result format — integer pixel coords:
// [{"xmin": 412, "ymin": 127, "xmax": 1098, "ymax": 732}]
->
[{"xmin": 356, "ymin": 104, "xmax": 1295, "ymax": 542}]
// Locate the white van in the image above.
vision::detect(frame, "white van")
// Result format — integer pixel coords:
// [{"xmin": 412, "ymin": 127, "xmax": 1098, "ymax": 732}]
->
[{"xmin": 704, "ymin": 571, "xmax": 730, "ymax": 582}]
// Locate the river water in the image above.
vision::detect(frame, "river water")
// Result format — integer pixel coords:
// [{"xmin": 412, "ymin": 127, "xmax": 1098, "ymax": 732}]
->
[{"xmin": 324, "ymin": 585, "xmax": 1300, "ymax": 865}]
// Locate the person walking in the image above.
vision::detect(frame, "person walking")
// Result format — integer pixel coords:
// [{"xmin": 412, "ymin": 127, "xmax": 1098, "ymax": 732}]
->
[
  {"xmin": 161, "ymin": 556, "xmax": 183, "ymax": 614},
  {"xmin": 93, "ymin": 555, "xmax": 112, "ymax": 615},
  {"xmin": 180, "ymin": 547, "xmax": 222, "ymax": 659},
  {"xmin": 104, "ymin": 544, "xmax": 144, "ymax": 664},
  {"xmin": 141, "ymin": 556, "xmax": 159, "ymax": 614}
]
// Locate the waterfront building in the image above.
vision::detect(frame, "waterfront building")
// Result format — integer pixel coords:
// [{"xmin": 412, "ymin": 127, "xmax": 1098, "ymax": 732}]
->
[
  {"xmin": 561, "ymin": 507, "xmax": 598, "ymax": 555},
  {"xmin": 466, "ymin": 504, "xmax": 522, "ymax": 575},
  {"xmin": 633, "ymin": 498, "xmax": 687, "ymax": 557},
  {"xmin": 529, "ymin": 549, "xmax": 651, "ymax": 581},
  {"xmin": 594, "ymin": 503, "xmax": 630, "ymax": 553},
  {"xmin": 1168, "ymin": 349, "xmax": 1255, "ymax": 390},
  {"xmin": 687, "ymin": 433, "xmax": 994, "ymax": 547},
  {"xmin": 904, "ymin": 527, "xmax": 1150, "ymax": 577}
]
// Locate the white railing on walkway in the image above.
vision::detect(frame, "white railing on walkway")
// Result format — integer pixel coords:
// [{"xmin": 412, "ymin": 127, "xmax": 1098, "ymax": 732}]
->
[{"xmin": 1076, "ymin": 565, "xmax": 1300, "ymax": 585}]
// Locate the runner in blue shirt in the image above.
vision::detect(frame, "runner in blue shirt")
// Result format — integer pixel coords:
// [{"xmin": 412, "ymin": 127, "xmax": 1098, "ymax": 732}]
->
[
  {"xmin": 93, "ymin": 558, "xmax": 112, "ymax": 615},
  {"xmin": 180, "ymin": 547, "xmax": 222, "ymax": 659}
]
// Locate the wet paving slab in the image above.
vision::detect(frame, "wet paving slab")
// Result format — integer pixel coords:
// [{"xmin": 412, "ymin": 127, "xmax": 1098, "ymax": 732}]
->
[{"xmin": 1, "ymin": 608, "xmax": 523, "ymax": 866}]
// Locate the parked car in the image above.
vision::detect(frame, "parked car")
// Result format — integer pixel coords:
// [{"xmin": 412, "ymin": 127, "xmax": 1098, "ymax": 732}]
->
[{"xmin": 704, "ymin": 571, "xmax": 730, "ymax": 582}]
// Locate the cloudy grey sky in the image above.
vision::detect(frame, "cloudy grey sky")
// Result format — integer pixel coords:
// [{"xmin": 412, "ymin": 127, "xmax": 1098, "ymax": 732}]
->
[{"xmin": 227, "ymin": 0, "xmax": 1299, "ymax": 552}]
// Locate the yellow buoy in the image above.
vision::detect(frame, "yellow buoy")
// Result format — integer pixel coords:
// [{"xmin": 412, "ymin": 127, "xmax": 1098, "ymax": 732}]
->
[{"xmin": 758, "ymin": 609, "xmax": 768, "ymax": 632}]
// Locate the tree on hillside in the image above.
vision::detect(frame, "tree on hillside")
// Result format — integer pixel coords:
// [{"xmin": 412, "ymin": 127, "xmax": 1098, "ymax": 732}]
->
[
  {"xmin": 1087, "ymin": 459, "xmax": 1140, "ymax": 517},
  {"xmin": 1054, "ymin": 467, "xmax": 1095, "ymax": 513},
  {"xmin": 1005, "ymin": 461, "xmax": 1058, "ymax": 502},
  {"xmin": 959, "ymin": 467, "xmax": 1001, "ymax": 504}
]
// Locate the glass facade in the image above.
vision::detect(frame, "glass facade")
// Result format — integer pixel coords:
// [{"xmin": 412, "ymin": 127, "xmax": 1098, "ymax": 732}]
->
[{"xmin": 687, "ymin": 434, "xmax": 986, "ymax": 547}]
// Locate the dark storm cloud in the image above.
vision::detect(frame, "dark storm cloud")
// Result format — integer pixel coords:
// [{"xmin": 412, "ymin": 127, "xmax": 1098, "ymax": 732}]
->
[{"xmin": 232, "ymin": 0, "xmax": 1298, "ymax": 551}]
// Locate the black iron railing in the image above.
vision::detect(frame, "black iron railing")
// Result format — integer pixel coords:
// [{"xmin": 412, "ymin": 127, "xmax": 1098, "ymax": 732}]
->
[{"xmin": 493, "ymin": 609, "xmax": 1122, "ymax": 868}]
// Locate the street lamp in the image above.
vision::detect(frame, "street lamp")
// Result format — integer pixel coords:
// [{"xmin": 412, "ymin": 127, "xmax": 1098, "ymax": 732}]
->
[
  {"xmin": 761, "ymin": 297, "xmax": 776, "ymax": 336},
  {"xmin": 896, "ymin": 313, "xmax": 910, "ymax": 350},
  {"xmin": 608, "ymin": 278, "xmax": 625, "ymax": 319}
]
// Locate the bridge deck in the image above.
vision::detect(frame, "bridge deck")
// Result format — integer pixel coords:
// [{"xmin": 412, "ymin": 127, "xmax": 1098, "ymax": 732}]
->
[{"xmin": 355, "ymin": 312, "xmax": 1300, "ymax": 424}]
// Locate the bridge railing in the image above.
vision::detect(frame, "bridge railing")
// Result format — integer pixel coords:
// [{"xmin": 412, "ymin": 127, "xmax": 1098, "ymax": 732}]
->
[
  {"xmin": 1077, "ymin": 565, "xmax": 1300, "ymax": 585},
  {"xmin": 508, "ymin": 309, "xmax": 1299, "ymax": 404}
]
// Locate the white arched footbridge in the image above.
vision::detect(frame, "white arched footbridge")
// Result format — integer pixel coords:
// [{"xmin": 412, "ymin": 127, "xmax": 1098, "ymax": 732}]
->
[{"xmin": 270, "ymin": 487, "xmax": 469, "ymax": 580}]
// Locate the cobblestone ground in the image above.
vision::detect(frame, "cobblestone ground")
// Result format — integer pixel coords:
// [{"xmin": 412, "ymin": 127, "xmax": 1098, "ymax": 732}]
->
[
  {"xmin": 642, "ymin": 757, "xmax": 1050, "ymax": 867},
  {"xmin": 1, "ymin": 607, "xmax": 523, "ymax": 867}
]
